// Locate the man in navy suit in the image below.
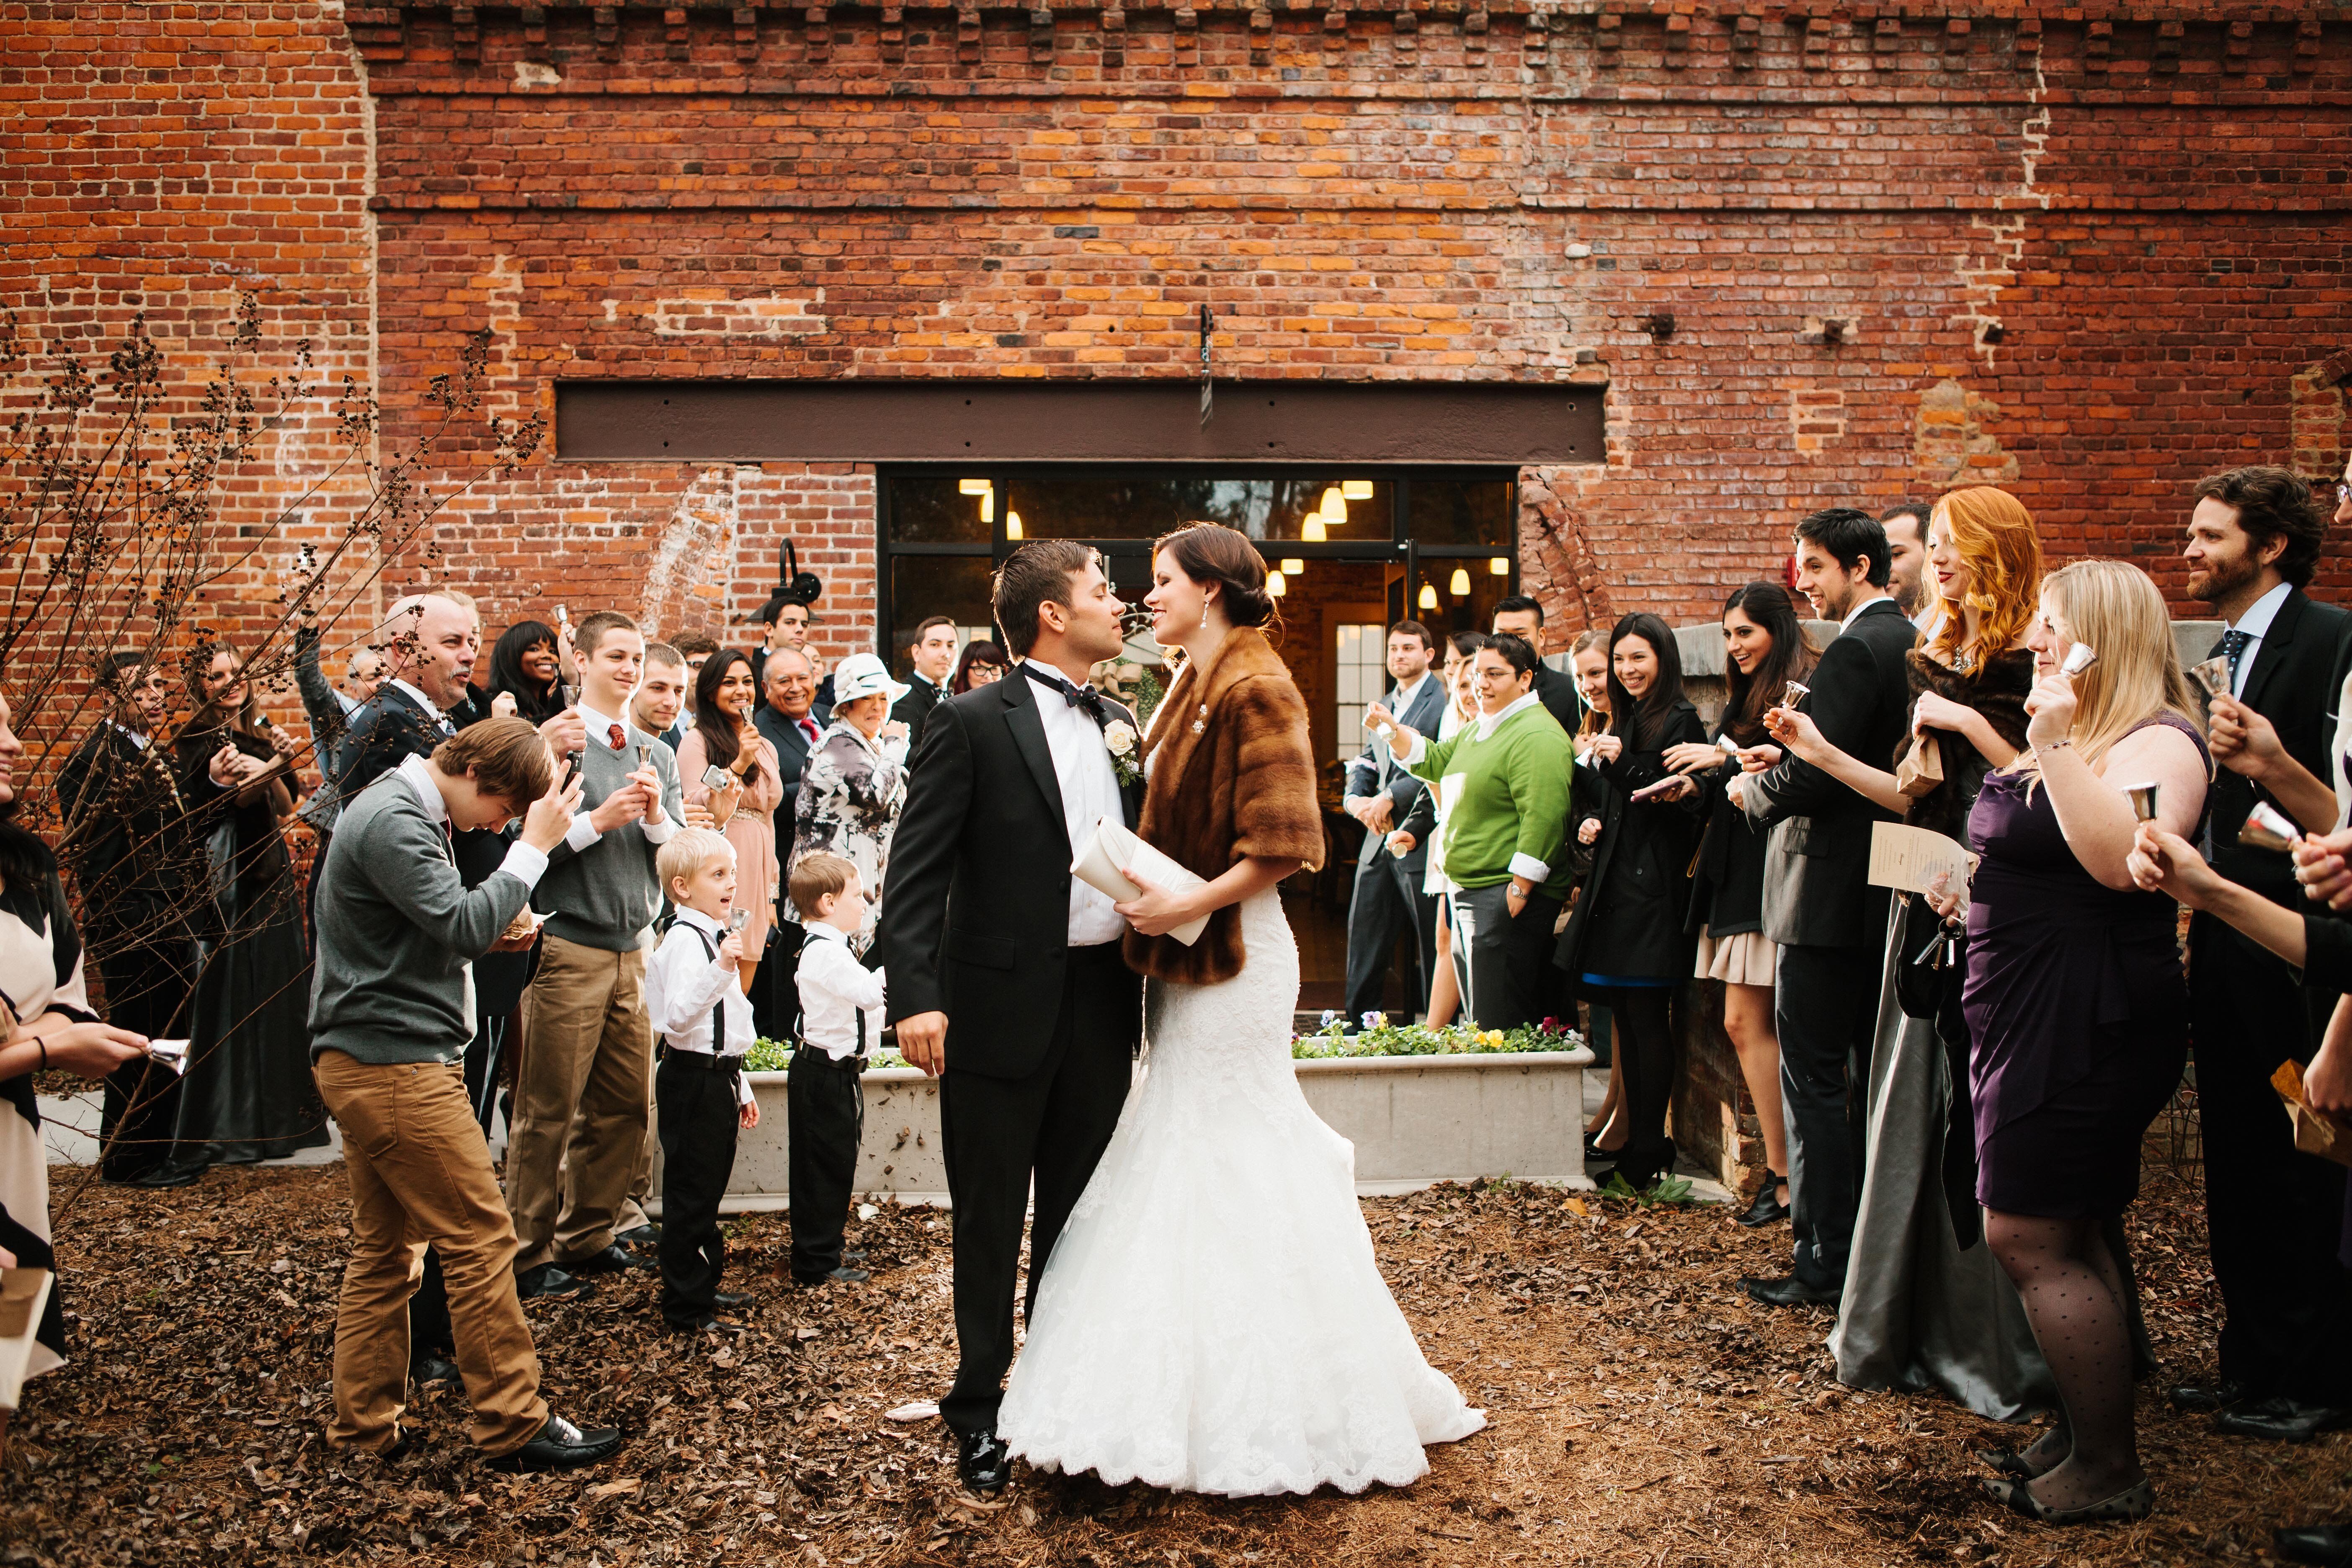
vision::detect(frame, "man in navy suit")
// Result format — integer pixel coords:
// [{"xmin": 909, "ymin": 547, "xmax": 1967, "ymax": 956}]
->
[
  {"xmin": 1341, "ymin": 620, "xmax": 1446, "ymax": 1021},
  {"xmin": 753, "ymin": 646, "xmax": 823, "ymax": 1038}
]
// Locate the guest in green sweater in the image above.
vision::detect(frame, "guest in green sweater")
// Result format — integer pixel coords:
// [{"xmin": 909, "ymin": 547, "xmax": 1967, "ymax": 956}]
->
[{"xmin": 1368, "ymin": 632, "xmax": 1574, "ymax": 1029}]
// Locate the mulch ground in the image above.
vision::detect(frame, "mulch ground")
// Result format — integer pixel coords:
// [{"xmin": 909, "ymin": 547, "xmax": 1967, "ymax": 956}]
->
[{"xmin": 1, "ymin": 1155, "xmax": 2337, "ymax": 1566}]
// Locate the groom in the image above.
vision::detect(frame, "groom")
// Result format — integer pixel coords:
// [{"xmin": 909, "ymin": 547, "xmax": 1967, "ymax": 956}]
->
[{"xmin": 877, "ymin": 540, "xmax": 1146, "ymax": 1496}]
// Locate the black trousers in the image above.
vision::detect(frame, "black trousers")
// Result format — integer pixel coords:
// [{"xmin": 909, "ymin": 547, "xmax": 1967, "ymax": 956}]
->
[
  {"xmin": 95, "ymin": 936, "xmax": 197, "ymax": 1182},
  {"xmin": 787, "ymin": 1044, "xmax": 863, "ymax": 1281},
  {"xmin": 657, "ymin": 1054, "xmax": 745, "ymax": 1326},
  {"xmin": 1595, "ymin": 985, "xmax": 1677, "ymax": 1181},
  {"xmin": 1343, "ymin": 851, "xmax": 1438, "ymax": 1022},
  {"xmin": 1777, "ymin": 938, "xmax": 1885, "ymax": 1292},
  {"xmin": 2190, "ymin": 919, "xmax": 2352, "ymax": 1403},
  {"xmin": 1451, "ymin": 883, "xmax": 1564, "ymax": 1032},
  {"xmin": 938, "ymin": 942, "xmax": 1134, "ymax": 1438}
]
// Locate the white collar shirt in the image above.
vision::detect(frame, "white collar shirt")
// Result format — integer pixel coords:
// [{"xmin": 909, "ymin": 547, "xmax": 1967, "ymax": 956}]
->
[
  {"xmin": 1022, "ymin": 659, "xmax": 1130, "ymax": 947},
  {"xmin": 109, "ymin": 721, "xmax": 150, "ymax": 750},
  {"xmin": 1475, "ymin": 689, "xmax": 1545, "ymax": 741},
  {"xmin": 796, "ymin": 921, "xmax": 889, "ymax": 1062},
  {"xmin": 577, "ymin": 700, "xmax": 627, "ymax": 749},
  {"xmin": 647, "ymin": 908, "xmax": 756, "ymax": 1105},
  {"xmin": 1392, "ymin": 671, "xmax": 1432, "ymax": 716},
  {"xmin": 1840, "ymin": 594, "xmax": 1893, "ymax": 633},
  {"xmin": 2228, "ymin": 581, "xmax": 2294, "ymax": 699},
  {"xmin": 392, "ymin": 678, "xmax": 454, "ymax": 734}
]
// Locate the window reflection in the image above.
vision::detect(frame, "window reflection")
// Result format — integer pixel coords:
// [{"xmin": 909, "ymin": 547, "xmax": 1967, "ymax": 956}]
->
[
  {"xmin": 890, "ymin": 477, "xmax": 991, "ymax": 544},
  {"xmin": 888, "ymin": 557, "xmax": 996, "ymax": 673},
  {"xmin": 1409, "ymin": 479, "xmax": 1516, "ymax": 549}
]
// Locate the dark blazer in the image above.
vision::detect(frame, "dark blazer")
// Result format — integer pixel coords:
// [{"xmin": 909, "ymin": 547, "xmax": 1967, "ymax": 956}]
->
[
  {"xmin": 891, "ymin": 674, "xmax": 947, "ymax": 743},
  {"xmin": 876, "ymin": 667, "xmax": 1143, "ymax": 1079},
  {"xmin": 1532, "ymin": 660, "xmax": 1582, "ymax": 737},
  {"xmin": 1741, "ymin": 599, "xmax": 1921, "ymax": 950},
  {"xmin": 754, "ymin": 703, "xmax": 820, "ymax": 841},
  {"xmin": 1555, "ymin": 699, "xmax": 1708, "ymax": 985},
  {"xmin": 1344, "ymin": 674, "xmax": 1448, "ymax": 877},
  {"xmin": 2208, "ymin": 588, "xmax": 2352, "ymax": 915},
  {"xmin": 56, "ymin": 726, "xmax": 204, "ymax": 939},
  {"xmin": 333, "ymin": 685, "xmax": 509, "ymax": 887}
]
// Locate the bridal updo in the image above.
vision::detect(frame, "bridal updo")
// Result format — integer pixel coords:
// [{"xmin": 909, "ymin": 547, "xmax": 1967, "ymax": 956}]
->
[{"xmin": 1155, "ymin": 522, "xmax": 1277, "ymax": 632}]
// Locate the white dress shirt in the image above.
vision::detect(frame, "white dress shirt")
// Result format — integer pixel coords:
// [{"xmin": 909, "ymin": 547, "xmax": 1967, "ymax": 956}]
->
[
  {"xmin": 1839, "ymin": 593, "xmax": 1894, "ymax": 634},
  {"xmin": 1023, "ymin": 659, "xmax": 1130, "ymax": 947},
  {"xmin": 566, "ymin": 699, "xmax": 679, "ymax": 852},
  {"xmin": 391, "ymin": 677, "xmax": 455, "ymax": 734},
  {"xmin": 796, "ymin": 921, "xmax": 889, "ymax": 1062},
  {"xmin": 1344, "ymin": 671, "xmax": 1433, "ymax": 809},
  {"xmin": 110, "ymin": 721, "xmax": 150, "ymax": 750},
  {"xmin": 2225, "ymin": 580, "xmax": 2293, "ymax": 699},
  {"xmin": 646, "ymin": 907, "xmax": 756, "ymax": 1106}
]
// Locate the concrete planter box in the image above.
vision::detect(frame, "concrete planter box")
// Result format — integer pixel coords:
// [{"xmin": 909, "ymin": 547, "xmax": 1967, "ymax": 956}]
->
[{"xmin": 660, "ymin": 1044, "xmax": 1596, "ymax": 1214}]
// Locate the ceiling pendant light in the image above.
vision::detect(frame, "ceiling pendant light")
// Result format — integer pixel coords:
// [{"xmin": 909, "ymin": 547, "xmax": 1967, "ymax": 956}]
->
[
  {"xmin": 957, "ymin": 478, "xmax": 992, "ymax": 495},
  {"xmin": 1303, "ymin": 518, "xmax": 1327, "ymax": 542},
  {"xmin": 1490, "ymin": 556, "xmax": 1511, "ymax": 575},
  {"xmin": 1418, "ymin": 582, "xmax": 1438, "ymax": 611},
  {"xmin": 1449, "ymin": 567, "xmax": 1472, "ymax": 596},
  {"xmin": 1341, "ymin": 480, "xmax": 1374, "ymax": 501},
  {"xmin": 1280, "ymin": 558, "xmax": 1304, "ymax": 575},
  {"xmin": 1005, "ymin": 510, "xmax": 1023, "ymax": 540},
  {"xmin": 1266, "ymin": 570, "xmax": 1287, "ymax": 597}
]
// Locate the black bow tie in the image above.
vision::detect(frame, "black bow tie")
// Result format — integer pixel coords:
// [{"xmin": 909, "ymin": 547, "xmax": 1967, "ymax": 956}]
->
[{"xmin": 1023, "ymin": 663, "xmax": 1107, "ymax": 726}]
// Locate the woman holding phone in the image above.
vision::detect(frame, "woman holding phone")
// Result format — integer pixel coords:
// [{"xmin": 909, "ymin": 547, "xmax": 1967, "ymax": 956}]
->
[{"xmin": 678, "ymin": 649, "xmax": 784, "ymax": 994}]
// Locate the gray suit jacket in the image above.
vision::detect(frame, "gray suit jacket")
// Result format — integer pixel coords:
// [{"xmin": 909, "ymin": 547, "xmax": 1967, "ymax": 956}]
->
[{"xmin": 1344, "ymin": 675, "xmax": 1448, "ymax": 877}]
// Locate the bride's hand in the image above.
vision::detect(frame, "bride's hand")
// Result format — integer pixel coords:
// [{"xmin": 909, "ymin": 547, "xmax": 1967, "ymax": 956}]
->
[{"xmin": 1114, "ymin": 867, "xmax": 1204, "ymax": 938}]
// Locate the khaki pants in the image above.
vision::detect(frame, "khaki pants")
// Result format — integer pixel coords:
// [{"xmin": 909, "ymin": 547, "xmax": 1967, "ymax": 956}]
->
[
  {"xmin": 508, "ymin": 935, "xmax": 652, "ymax": 1271},
  {"xmin": 313, "ymin": 1052, "xmax": 547, "ymax": 1456}
]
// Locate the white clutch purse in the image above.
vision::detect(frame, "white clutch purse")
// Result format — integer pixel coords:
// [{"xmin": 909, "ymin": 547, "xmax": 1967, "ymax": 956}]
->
[{"xmin": 1071, "ymin": 816, "xmax": 1212, "ymax": 946}]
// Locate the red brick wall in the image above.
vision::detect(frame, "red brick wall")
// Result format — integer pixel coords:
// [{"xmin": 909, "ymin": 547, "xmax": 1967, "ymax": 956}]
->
[{"xmin": 5, "ymin": 2, "xmax": 2349, "ymax": 685}]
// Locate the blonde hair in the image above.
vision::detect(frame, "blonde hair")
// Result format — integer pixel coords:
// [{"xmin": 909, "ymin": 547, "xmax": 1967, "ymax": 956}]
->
[
  {"xmin": 655, "ymin": 827, "xmax": 735, "ymax": 896},
  {"xmin": 789, "ymin": 852, "xmax": 859, "ymax": 918},
  {"xmin": 1568, "ymin": 627, "xmax": 1610, "ymax": 741},
  {"xmin": 2018, "ymin": 559, "xmax": 2204, "ymax": 796},
  {"xmin": 1928, "ymin": 487, "xmax": 2043, "ymax": 669}
]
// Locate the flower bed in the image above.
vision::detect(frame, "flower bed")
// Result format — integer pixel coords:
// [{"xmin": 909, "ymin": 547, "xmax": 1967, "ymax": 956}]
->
[{"xmin": 1292, "ymin": 1014, "xmax": 1586, "ymax": 1060}]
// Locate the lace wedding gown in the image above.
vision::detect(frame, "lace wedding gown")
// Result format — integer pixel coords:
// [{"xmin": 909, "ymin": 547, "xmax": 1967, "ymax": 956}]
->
[{"xmin": 998, "ymin": 888, "xmax": 1485, "ymax": 1495}]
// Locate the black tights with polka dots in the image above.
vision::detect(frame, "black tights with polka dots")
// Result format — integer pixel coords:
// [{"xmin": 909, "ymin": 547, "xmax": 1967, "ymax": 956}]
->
[{"xmin": 1986, "ymin": 1210, "xmax": 2144, "ymax": 1510}]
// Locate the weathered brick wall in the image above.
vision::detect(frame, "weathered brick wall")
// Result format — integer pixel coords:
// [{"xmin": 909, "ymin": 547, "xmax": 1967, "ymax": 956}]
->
[{"xmin": 6, "ymin": 2, "xmax": 2349, "ymax": 661}]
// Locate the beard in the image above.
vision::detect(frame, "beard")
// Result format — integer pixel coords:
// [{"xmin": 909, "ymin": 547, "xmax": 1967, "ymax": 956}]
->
[{"xmin": 2188, "ymin": 551, "xmax": 2260, "ymax": 605}]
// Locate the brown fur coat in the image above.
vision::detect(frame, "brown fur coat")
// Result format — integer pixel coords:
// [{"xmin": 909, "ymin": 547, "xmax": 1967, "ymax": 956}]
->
[
  {"xmin": 1123, "ymin": 627, "xmax": 1326, "ymax": 985},
  {"xmin": 1895, "ymin": 646, "xmax": 2036, "ymax": 843}
]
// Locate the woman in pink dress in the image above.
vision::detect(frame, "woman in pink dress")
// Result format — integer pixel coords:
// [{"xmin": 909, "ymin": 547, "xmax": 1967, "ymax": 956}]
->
[{"xmin": 677, "ymin": 648, "xmax": 784, "ymax": 996}]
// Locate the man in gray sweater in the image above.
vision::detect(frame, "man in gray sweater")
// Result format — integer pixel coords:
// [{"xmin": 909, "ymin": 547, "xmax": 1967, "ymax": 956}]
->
[
  {"xmin": 508, "ymin": 610, "xmax": 687, "ymax": 1295},
  {"xmin": 309, "ymin": 717, "xmax": 621, "ymax": 1472}
]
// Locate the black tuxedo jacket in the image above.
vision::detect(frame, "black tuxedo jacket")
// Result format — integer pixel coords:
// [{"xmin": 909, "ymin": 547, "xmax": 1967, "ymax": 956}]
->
[
  {"xmin": 1532, "ymin": 660, "xmax": 1582, "ymax": 738},
  {"xmin": 334, "ymin": 685, "xmax": 508, "ymax": 885},
  {"xmin": 1742, "ymin": 599, "xmax": 1921, "ymax": 950},
  {"xmin": 877, "ymin": 666, "xmax": 1144, "ymax": 1078},
  {"xmin": 56, "ymin": 726, "xmax": 204, "ymax": 939},
  {"xmin": 891, "ymin": 675, "xmax": 947, "ymax": 745},
  {"xmin": 2208, "ymin": 588, "xmax": 2352, "ymax": 915}
]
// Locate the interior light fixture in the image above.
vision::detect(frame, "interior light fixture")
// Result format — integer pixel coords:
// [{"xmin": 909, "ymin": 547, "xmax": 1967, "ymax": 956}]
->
[
  {"xmin": 1318, "ymin": 485, "xmax": 1346, "ymax": 520},
  {"xmin": 1280, "ymin": 558, "xmax": 1304, "ymax": 575},
  {"xmin": 1005, "ymin": 511, "xmax": 1023, "ymax": 540},
  {"xmin": 1341, "ymin": 480, "xmax": 1375, "ymax": 501},
  {"xmin": 1303, "ymin": 519, "xmax": 1327, "ymax": 542},
  {"xmin": 1490, "ymin": 557, "xmax": 1510, "ymax": 575},
  {"xmin": 1266, "ymin": 570, "xmax": 1287, "ymax": 597},
  {"xmin": 958, "ymin": 478, "xmax": 992, "ymax": 495},
  {"xmin": 1418, "ymin": 582, "xmax": 1439, "ymax": 611},
  {"xmin": 981, "ymin": 492, "xmax": 995, "ymax": 523},
  {"xmin": 1449, "ymin": 567, "xmax": 1472, "ymax": 596}
]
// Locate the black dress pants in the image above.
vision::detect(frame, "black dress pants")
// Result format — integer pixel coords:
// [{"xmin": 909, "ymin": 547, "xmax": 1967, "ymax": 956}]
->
[
  {"xmin": 2190, "ymin": 918, "xmax": 2352, "ymax": 1403},
  {"xmin": 937, "ymin": 942, "xmax": 1135, "ymax": 1439},
  {"xmin": 1777, "ymin": 938, "xmax": 1885, "ymax": 1293},
  {"xmin": 1451, "ymin": 883, "xmax": 1564, "ymax": 1032},
  {"xmin": 657, "ymin": 1054, "xmax": 744, "ymax": 1327},
  {"xmin": 1343, "ymin": 851, "xmax": 1437, "ymax": 1022},
  {"xmin": 95, "ymin": 937, "xmax": 197, "ymax": 1182},
  {"xmin": 787, "ymin": 1044, "xmax": 863, "ymax": 1281}
]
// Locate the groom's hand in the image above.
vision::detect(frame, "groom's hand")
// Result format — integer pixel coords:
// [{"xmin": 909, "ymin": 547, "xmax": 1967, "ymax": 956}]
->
[{"xmin": 898, "ymin": 1011, "xmax": 948, "ymax": 1076}]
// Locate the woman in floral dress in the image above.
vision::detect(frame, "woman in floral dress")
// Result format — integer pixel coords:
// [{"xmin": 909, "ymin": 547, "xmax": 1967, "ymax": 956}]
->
[{"xmin": 789, "ymin": 653, "xmax": 911, "ymax": 947}]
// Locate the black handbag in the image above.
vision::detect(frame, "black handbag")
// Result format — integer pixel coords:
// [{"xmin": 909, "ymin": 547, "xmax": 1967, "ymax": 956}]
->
[{"xmin": 1893, "ymin": 892, "xmax": 1964, "ymax": 1021}]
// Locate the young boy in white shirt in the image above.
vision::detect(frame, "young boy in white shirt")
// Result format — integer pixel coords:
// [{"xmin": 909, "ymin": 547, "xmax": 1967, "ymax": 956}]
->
[
  {"xmin": 789, "ymin": 852, "xmax": 885, "ymax": 1287},
  {"xmin": 646, "ymin": 828, "xmax": 761, "ymax": 1332}
]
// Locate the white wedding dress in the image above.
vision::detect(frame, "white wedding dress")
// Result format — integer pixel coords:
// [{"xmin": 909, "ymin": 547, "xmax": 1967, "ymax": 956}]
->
[{"xmin": 998, "ymin": 887, "xmax": 1485, "ymax": 1495}]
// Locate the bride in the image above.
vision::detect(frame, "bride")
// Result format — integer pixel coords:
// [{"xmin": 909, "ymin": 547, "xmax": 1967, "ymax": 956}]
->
[{"xmin": 997, "ymin": 522, "xmax": 1485, "ymax": 1496}]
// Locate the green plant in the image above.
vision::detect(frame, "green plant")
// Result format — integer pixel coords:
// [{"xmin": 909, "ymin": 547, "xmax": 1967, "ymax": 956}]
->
[
  {"xmin": 745, "ymin": 1037, "xmax": 908, "ymax": 1074},
  {"xmin": 1599, "ymin": 1171, "xmax": 1697, "ymax": 1207},
  {"xmin": 1289, "ymin": 1015, "xmax": 1583, "ymax": 1061}
]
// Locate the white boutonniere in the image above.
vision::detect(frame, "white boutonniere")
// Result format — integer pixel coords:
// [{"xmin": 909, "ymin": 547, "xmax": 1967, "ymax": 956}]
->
[{"xmin": 1102, "ymin": 719, "xmax": 1142, "ymax": 786}]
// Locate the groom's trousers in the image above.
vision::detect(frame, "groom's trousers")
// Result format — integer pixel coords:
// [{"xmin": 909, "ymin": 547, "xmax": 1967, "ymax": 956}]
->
[{"xmin": 937, "ymin": 940, "xmax": 1137, "ymax": 1439}]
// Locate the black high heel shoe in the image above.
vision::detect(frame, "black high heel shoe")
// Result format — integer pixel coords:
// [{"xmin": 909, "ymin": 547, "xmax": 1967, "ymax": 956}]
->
[{"xmin": 1737, "ymin": 1172, "xmax": 1790, "ymax": 1228}]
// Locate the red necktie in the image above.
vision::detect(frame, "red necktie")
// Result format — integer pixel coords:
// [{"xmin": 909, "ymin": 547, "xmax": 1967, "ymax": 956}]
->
[
  {"xmin": 798, "ymin": 719, "xmax": 818, "ymax": 747},
  {"xmin": 607, "ymin": 723, "xmax": 625, "ymax": 751}
]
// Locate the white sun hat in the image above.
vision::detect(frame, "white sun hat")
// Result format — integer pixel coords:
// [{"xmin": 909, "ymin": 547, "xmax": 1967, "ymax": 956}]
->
[{"xmin": 832, "ymin": 652, "xmax": 910, "ymax": 708}]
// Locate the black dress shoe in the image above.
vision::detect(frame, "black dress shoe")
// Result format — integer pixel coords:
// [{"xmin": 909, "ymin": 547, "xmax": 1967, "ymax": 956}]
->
[
  {"xmin": 411, "ymin": 1351, "xmax": 463, "ymax": 1389},
  {"xmin": 616, "ymin": 1223, "xmax": 661, "ymax": 1248},
  {"xmin": 2169, "ymin": 1378, "xmax": 2250, "ymax": 1413},
  {"xmin": 1739, "ymin": 1273, "xmax": 1841, "ymax": 1308},
  {"xmin": 793, "ymin": 1265, "xmax": 870, "ymax": 1286},
  {"xmin": 514, "ymin": 1263, "xmax": 594, "ymax": 1300},
  {"xmin": 712, "ymin": 1290, "xmax": 755, "ymax": 1310},
  {"xmin": 2218, "ymin": 1397, "xmax": 2352, "ymax": 1443},
  {"xmin": 841, "ymin": 1249, "xmax": 867, "ymax": 1264},
  {"xmin": 561, "ymin": 1243, "xmax": 656, "ymax": 1276},
  {"xmin": 486, "ymin": 1412, "xmax": 624, "ymax": 1473},
  {"xmin": 1736, "ymin": 1174, "xmax": 1790, "ymax": 1229},
  {"xmin": 2277, "ymin": 1524, "xmax": 2352, "ymax": 1568},
  {"xmin": 958, "ymin": 1428, "xmax": 1011, "ymax": 1496}
]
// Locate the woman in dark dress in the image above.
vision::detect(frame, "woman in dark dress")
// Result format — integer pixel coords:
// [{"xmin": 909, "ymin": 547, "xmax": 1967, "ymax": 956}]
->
[
  {"xmin": 169, "ymin": 645, "xmax": 330, "ymax": 1168},
  {"xmin": 1664, "ymin": 584, "xmax": 1818, "ymax": 1226},
  {"xmin": 1554, "ymin": 614, "xmax": 1707, "ymax": 1191},
  {"xmin": 1953, "ymin": 559, "xmax": 2208, "ymax": 1523}
]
